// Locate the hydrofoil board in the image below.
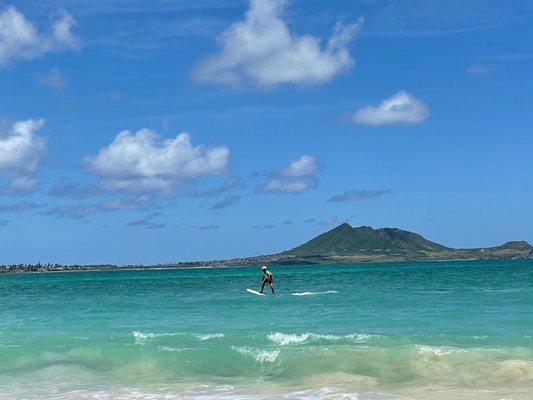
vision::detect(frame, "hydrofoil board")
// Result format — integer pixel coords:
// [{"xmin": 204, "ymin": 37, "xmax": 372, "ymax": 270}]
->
[{"xmin": 246, "ymin": 288, "xmax": 265, "ymax": 296}]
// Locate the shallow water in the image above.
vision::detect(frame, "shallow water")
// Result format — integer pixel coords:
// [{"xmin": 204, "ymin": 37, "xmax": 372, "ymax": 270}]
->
[{"xmin": 1, "ymin": 260, "xmax": 532, "ymax": 399}]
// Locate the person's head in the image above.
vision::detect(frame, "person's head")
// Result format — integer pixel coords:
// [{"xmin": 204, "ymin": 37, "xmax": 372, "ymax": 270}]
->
[{"xmin": 261, "ymin": 266, "xmax": 267, "ymax": 272}]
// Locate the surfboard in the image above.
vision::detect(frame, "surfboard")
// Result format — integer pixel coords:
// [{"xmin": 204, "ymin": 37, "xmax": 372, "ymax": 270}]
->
[{"xmin": 246, "ymin": 288, "xmax": 265, "ymax": 296}]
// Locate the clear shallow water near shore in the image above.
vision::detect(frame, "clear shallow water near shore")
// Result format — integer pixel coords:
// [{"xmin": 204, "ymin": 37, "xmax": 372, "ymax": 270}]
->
[{"xmin": 1, "ymin": 260, "xmax": 532, "ymax": 399}]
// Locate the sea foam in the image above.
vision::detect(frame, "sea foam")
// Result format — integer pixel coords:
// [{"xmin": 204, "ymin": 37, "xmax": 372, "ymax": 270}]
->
[
  {"xmin": 292, "ymin": 290, "xmax": 339, "ymax": 296},
  {"xmin": 194, "ymin": 333, "xmax": 225, "ymax": 341},
  {"xmin": 133, "ymin": 331, "xmax": 224, "ymax": 343},
  {"xmin": 232, "ymin": 346, "xmax": 280, "ymax": 363},
  {"xmin": 267, "ymin": 332, "xmax": 312, "ymax": 345},
  {"xmin": 267, "ymin": 331, "xmax": 380, "ymax": 346}
]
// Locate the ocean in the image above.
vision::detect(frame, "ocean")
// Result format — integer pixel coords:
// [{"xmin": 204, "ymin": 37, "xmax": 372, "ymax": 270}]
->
[{"xmin": 1, "ymin": 260, "xmax": 532, "ymax": 399}]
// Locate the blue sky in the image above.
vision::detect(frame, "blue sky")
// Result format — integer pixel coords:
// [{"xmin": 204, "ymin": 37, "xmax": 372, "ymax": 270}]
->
[{"xmin": 0, "ymin": 0, "xmax": 531, "ymax": 264}]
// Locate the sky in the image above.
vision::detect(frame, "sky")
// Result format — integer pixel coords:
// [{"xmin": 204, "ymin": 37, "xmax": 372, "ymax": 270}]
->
[{"xmin": 0, "ymin": 0, "xmax": 531, "ymax": 265}]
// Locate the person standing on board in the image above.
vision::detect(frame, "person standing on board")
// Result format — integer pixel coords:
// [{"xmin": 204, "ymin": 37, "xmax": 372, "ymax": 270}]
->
[{"xmin": 259, "ymin": 266, "xmax": 275, "ymax": 294}]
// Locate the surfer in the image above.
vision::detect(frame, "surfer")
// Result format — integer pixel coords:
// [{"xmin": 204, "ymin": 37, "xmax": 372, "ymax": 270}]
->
[{"xmin": 260, "ymin": 266, "xmax": 275, "ymax": 294}]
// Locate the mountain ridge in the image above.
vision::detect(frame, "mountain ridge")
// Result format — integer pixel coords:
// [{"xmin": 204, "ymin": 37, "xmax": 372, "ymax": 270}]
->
[
  {"xmin": 271, "ymin": 223, "xmax": 532, "ymax": 264},
  {"xmin": 285, "ymin": 223, "xmax": 449, "ymax": 257}
]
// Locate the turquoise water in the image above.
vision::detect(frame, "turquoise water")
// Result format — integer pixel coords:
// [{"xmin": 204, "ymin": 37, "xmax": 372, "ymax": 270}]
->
[{"xmin": 1, "ymin": 260, "xmax": 532, "ymax": 399}]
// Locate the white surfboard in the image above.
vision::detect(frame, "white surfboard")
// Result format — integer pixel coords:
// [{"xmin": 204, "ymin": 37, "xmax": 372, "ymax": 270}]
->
[{"xmin": 246, "ymin": 288, "xmax": 265, "ymax": 296}]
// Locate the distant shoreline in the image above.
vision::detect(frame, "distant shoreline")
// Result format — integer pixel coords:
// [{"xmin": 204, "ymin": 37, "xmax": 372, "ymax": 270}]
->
[
  {"xmin": 2, "ymin": 255, "xmax": 531, "ymax": 275},
  {"xmin": 2, "ymin": 224, "xmax": 531, "ymax": 274}
]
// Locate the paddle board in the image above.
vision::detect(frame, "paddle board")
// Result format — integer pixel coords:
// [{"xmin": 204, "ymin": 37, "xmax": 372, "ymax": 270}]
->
[{"xmin": 246, "ymin": 288, "xmax": 265, "ymax": 296}]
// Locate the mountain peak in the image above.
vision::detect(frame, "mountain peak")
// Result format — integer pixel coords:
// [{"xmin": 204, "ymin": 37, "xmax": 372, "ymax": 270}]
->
[
  {"xmin": 285, "ymin": 224, "xmax": 446, "ymax": 257},
  {"xmin": 496, "ymin": 241, "xmax": 532, "ymax": 251},
  {"xmin": 332, "ymin": 222, "xmax": 352, "ymax": 231}
]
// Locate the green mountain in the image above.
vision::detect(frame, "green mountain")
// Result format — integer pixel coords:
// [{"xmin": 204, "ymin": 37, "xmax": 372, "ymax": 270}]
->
[
  {"xmin": 276, "ymin": 223, "xmax": 532, "ymax": 263},
  {"xmin": 285, "ymin": 223, "xmax": 448, "ymax": 257},
  {"xmin": 494, "ymin": 241, "xmax": 532, "ymax": 251}
]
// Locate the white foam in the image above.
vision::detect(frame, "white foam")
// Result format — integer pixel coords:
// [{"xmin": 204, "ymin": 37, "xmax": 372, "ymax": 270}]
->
[
  {"xmin": 132, "ymin": 331, "xmax": 184, "ymax": 344},
  {"xmin": 132, "ymin": 330, "xmax": 157, "ymax": 344},
  {"xmin": 417, "ymin": 345, "xmax": 453, "ymax": 357},
  {"xmin": 7, "ymin": 384, "xmax": 533, "ymax": 400},
  {"xmin": 314, "ymin": 333, "xmax": 379, "ymax": 343},
  {"xmin": 133, "ymin": 331, "xmax": 225, "ymax": 345},
  {"xmin": 132, "ymin": 331, "xmax": 155, "ymax": 340},
  {"xmin": 157, "ymin": 346, "xmax": 204, "ymax": 353},
  {"xmin": 267, "ymin": 332, "xmax": 312, "ymax": 345},
  {"xmin": 157, "ymin": 345, "xmax": 183, "ymax": 352},
  {"xmin": 292, "ymin": 290, "xmax": 338, "ymax": 296},
  {"xmin": 15, "ymin": 385, "xmax": 372, "ymax": 400},
  {"xmin": 133, "ymin": 331, "xmax": 183, "ymax": 340},
  {"xmin": 232, "ymin": 346, "xmax": 280, "ymax": 363},
  {"xmin": 194, "ymin": 333, "xmax": 225, "ymax": 341},
  {"xmin": 345, "ymin": 333, "xmax": 377, "ymax": 343},
  {"xmin": 267, "ymin": 332, "xmax": 380, "ymax": 346}
]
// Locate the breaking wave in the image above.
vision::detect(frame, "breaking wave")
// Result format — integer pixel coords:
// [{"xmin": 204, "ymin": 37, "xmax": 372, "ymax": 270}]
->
[
  {"xmin": 267, "ymin": 331, "xmax": 380, "ymax": 345},
  {"xmin": 232, "ymin": 346, "xmax": 280, "ymax": 363}
]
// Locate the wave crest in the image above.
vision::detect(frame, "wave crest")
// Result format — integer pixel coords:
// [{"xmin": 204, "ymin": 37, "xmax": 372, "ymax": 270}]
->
[
  {"xmin": 194, "ymin": 333, "xmax": 225, "ymax": 341},
  {"xmin": 267, "ymin": 331, "xmax": 379, "ymax": 346},
  {"xmin": 232, "ymin": 346, "xmax": 280, "ymax": 363}
]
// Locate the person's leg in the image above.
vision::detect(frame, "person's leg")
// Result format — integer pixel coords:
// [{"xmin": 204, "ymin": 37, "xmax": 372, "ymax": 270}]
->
[
  {"xmin": 260, "ymin": 281, "xmax": 266, "ymax": 293},
  {"xmin": 269, "ymin": 283, "xmax": 275, "ymax": 294}
]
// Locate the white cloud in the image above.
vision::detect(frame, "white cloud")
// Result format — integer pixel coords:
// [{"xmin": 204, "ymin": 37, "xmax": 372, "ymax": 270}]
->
[
  {"xmin": 2, "ymin": 176, "xmax": 41, "ymax": 195},
  {"xmin": 259, "ymin": 154, "xmax": 317, "ymax": 193},
  {"xmin": 0, "ymin": 119, "xmax": 46, "ymax": 174},
  {"xmin": 260, "ymin": 179, "xmax": 314, "ymax": 193},
  {"xmin": 37, "ymin": 68, "xmax": 68, "ymax": 89},
  {"xmin": 0, "ymin": 200, "xmax": 45, "ymax": 213},
  {"xmin": 85, "ymin": 128, "xmax": 230, "ymax": 194},
  {"xmin": 251, "ymin": 223, "xmax": 276, "ymax": 229},
  {"xmin": 0, "ymin": 6, "xmax": 78, "ymax": 67},
  {"xmin": 193, "ymin": 0, "xmax": 363, "ymax": 87},
  {"xmin": 211, "ymin": 194, "xmax": 241, "ymax": 210},
  {"xmin": 0, "ymin": 119, "xmax": 46, "ymax": 195},
  {"xmin": 352, "ymin": 91, "xmax": 429, "ymax": 126},
  {"xmin": 282, "ymin": 154, "xmax": 317, "ymax": 177},
  {"xmin": 191, "ymin": 224, "xmax": 220, "ymax": 231},
  {"xmin": 46, "ymin": 197, "xmax": 153, "ymax": 220},
  {"xmin": 328, "ymin": 189, "xmax": 392, "ymax": 202},
  {"xmin": 48, "ymin": 178, "xmax": 101, "ymax": 199}
]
